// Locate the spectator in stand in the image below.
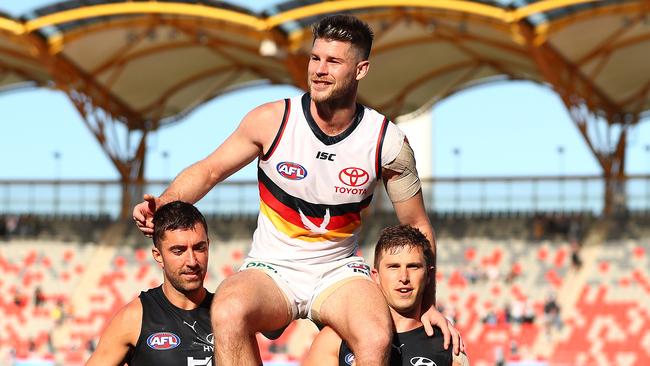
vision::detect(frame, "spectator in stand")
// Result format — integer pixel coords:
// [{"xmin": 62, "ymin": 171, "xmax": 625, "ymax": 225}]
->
[
  {"xmin": 34, "ymin": 287, "xmax": 45, "ymax": 307},
  {"xmin": 494, "ymin": 346, "xmax": 505, "ymax": 366},
  {"xmin": 543, "ymin": 292, "xmax": 562, "ymax": 336},
  {"xmin": 522, "ymin": 300, "xmax": 535, "ymax": 324},
  {"xmin": 510, "ymin": 300, "xmax": 524, "ymax": 324},
  {"xmin": 570, "ymin": 241, "xmax": 583, "ymax": 270}
]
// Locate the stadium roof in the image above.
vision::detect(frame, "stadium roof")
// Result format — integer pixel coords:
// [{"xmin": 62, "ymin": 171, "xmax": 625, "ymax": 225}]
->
[
  {"xmin": 0, "ymin": 0, "xmax": 648, "ymax": 126},
  {"xmin": 1, "ymin": 0, "xmax": 647, "ymax": 216}
]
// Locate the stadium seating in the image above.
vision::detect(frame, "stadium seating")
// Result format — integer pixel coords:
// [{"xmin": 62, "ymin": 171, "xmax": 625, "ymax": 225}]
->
[{"xmin": 1, "ymin": 214, "xmax": 649, "ymax": 365}]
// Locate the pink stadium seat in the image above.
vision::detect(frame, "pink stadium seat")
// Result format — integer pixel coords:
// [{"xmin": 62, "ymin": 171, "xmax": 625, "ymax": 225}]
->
[
  {"xmin": 63, "ymin": 250, "xmax": 74, "ymax": 263},
  {"xmin": 136, "ymin": 264, "xmax": 149, "ymax": 281},
  {"xmin": 231, "ymin": 248, "xmax": 243, "ymax": 261},
  {"xmin": 114, "ymin": 256, "xmax": 126, "ymax": 268},
  {"xmin": 135, "ymin": 248, "xmax": 148, "ymax": 262},
  {"xmin": 633, "ymin": 246, "xmax": 645, "ymax": 258},
  {"xmin": 545, "ymin": 269, "xmax": 562, "ymax": 288},
  {"xmin": 598, "ymin": 261, "xmax": 609, "ymax": 274},
  {"xmin": 221, "ymin": 265, "xmax": 235, "ymax": 278},
  {"xmin": 24, "ymin": 250, "xmax": 38, "ymax": 267},
  {"xmin": 41, "ymin": 256, "xmax": 51, "ymax": 268},
  {"xmin": 464, "ymin": 247, "xmax": 476, "ymax": 261},
  {"xmin": 537, "ymin": 247, "xmax": 548, "ymax": 261},
  {"xmin": 448, "ymin": 270, "xmax": 467, "ymax": 288},
  {"xmin": 553, "ymin": 247, "xmax": 567, "ymax": 268}
]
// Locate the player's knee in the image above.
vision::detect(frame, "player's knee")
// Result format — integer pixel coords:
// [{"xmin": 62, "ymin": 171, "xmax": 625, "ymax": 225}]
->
[
  {"xmin": 349, "ymin": 320, "xmax": 392, "ymax": 353},
  {"xmin": 211, "ymin": 293, "xmax": 252, "ymax": 330}
]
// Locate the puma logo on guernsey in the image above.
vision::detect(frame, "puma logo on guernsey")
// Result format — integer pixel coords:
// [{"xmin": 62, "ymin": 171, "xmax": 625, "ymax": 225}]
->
[
  {"xmin": 299, "ymin": 208, "xmax": 330, "ymax": 234},
  {"xmin": 184, "ymin": 321, "xmax": 197, "ymax": 333}
]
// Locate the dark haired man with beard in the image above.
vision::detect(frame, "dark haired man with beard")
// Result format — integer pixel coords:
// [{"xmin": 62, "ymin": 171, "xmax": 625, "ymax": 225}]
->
[
  {"xmin": 133, "ymin": 14, "xmax": 462, "ymax": 366},
  {"xmin": 87, "ymin": 201, "xmax": 214, "ymax": 366}
]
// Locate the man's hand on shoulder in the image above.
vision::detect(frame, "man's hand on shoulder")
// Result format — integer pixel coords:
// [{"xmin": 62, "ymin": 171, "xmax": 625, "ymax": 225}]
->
[{"xmin": 420, "ymin": 306, "xmax": 465, "ymax": 356}]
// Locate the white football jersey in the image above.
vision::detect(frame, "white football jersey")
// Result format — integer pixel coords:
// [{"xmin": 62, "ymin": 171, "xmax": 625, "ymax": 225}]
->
[{"xmin": 250, "ymin": 93, "xmax": 405, "ymax": 263}]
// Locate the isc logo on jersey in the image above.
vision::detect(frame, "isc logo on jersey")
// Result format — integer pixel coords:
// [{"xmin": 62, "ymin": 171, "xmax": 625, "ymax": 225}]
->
[
  {"xmin": 277, "ymin": 162, "xmax": 307, "ymax": 180},
  {"xmin": 344, "ymin": 353, "xmax": 355, "ymax": 365},
  {"xmin": 147, "ymin": 332, "xmax": 180, "ymax": 350}
]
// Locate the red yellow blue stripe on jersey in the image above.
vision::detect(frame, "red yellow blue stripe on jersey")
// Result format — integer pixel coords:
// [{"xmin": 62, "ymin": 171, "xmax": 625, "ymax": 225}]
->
[{"xmin": 258, "ymin": 168, "xmax": 371, "ymax": 242}]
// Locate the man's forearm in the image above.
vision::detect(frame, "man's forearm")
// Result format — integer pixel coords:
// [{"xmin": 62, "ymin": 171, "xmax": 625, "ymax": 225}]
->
[{"xmin": 159, "ymin": 160, "xmax": 218, "ymax": 205}]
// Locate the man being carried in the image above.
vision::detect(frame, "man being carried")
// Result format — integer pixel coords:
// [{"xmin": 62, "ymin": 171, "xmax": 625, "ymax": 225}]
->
[
  {"xmin": 304, "ymin": 225, "xmax": 469, "ymax": 366},
  {"xmin": 87, "ymin": 201, "xmax": 214, "ymax": 366},
  {"xmin": 133, "ymin": 14, "xmax": 461, "ymax": 366}
]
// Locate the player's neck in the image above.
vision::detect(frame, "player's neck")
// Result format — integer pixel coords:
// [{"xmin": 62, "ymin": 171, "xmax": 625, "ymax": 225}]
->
[
  {"xmin": 390, "ymin": 307, "xmax": 423, "ymax": 333},
  {"xmin": 310, "ymin": 96, "xmax": 357, "ymax": 136},
  {"xmin": 162, "ymin": 281, "xmax": 206, "ymax": 310}
]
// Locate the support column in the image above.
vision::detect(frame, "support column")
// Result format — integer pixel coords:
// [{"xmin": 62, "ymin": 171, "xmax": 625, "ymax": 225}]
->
[
  {"xmin": 68, "ymin": 90, "xmax": 150, "ymax": 218},
  {"xmin": 515, "ymin": 21, "xmax": 637, "ymax": 215}
]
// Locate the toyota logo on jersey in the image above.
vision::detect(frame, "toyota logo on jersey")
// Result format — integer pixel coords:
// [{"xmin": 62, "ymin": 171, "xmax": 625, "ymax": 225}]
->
[
  {"xmin": 146, "ymin": 332, "xmax": 181, "ymax": 350},
  {"xmin": 277, "ymin": 162, "xmax": 307, "ymax": 180},
  {"xmin": 338, "ymin": 167, "xmax": 369, "ymax": 187}
]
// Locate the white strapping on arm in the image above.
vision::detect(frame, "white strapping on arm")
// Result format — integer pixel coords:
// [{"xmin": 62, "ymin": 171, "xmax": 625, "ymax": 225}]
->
[{"xmin": 383, "ymin": 140, "xmax": 421, "ymax": 203}]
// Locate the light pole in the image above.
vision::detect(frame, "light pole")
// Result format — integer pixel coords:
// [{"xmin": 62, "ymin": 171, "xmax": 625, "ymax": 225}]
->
[
  {"xmin": 161, "ymin": 150, "xmax": 170, "ymax": 182},
  {"xmin": 53, "ymin": 151, "xmax": 61, "ymax": 213},
  {"xmin": 557, "ymin": 146, "xmax": 565, "ymax": 209},
  {"xmin": 453, "ymin": 147, "xmax": 461, "ymax": 210},
  {"xmin": 645, "ymin": 144, "xmax": 650, "ymax": 206}
]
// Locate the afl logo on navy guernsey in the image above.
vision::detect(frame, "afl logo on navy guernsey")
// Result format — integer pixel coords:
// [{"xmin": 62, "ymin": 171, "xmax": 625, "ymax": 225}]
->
[
  {"xmin": 277, "ymin": 162, "xmax": 307, "ymax": 180},
  {"xmin": 344, "ymin": 353, "xmax": 355, "ymax": 365},
  {"xmin": 339, "ymin": 167, "xmax": 369, "ymax": 187},
  {"xmin": 146, "ymin": 332, "xmax": 180, "ymax": 350}
]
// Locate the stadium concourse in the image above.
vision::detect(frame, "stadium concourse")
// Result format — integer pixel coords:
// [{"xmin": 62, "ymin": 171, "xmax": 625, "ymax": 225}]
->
[{"xmin": 1, "ymin": 213, "xmax": 650, "ymax": 366}]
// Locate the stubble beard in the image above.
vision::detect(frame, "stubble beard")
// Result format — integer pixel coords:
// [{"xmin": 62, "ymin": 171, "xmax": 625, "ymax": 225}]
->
[
  {"xmin": 167, "ymin": 269, "xmax": 203, "ymax": 295},
  {"xmin": 309, "ymin": 76, "xmax": 356, "ymax": 108}
]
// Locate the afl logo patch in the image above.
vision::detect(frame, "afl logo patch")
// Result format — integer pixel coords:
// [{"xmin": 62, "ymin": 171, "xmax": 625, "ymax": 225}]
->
[
  {"xmin": 146, "ymin": 332, "xmax": 180, "ymax": 350},
  {"xmin": 344, "ymin": 353, "xmax": 355, "ymax": 365},
  {"xmin": 339, "ymin": 167, "xmax": 369, "ymax": 187},
  {"xmin": 277, "ymin": 162, "xmax": 307, "ymax": 180}
]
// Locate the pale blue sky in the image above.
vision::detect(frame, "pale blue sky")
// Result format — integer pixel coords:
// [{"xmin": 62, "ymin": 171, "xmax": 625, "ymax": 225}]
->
[{"xmin": 1, "ymin": 1, "xmax": 649, "ymax": 182}]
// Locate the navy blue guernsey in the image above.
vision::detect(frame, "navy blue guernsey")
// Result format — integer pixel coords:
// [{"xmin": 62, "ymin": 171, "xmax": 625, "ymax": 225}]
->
[
  {"xmin": 338, "ymin": 326, "xmax": 452, "ymax": 366},
  {"xmin": 127, "ymin": 286, "xmax": 214, "ymax": 366}
]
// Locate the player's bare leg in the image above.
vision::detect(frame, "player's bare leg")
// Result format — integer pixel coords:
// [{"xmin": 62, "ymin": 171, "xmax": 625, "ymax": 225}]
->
[
  {"xmin": 317, "ymin": 278, "xmax": 393, "ymax": 366},
  {"xmin": 211, "ymin": 270, "xmax": 292, "ymax": 366}
]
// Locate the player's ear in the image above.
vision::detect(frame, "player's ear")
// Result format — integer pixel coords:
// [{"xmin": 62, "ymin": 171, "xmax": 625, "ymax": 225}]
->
[
  {"xmin": 152, "ymin": 245, "xmax": 163, "ymax": 267},
  {"xmin": 356, "ymin": 60, "xmax": 369, "ymax": 81},
  {"xmin": 371, "ymin": 268, "xmax": 380, "ymax": 284}
]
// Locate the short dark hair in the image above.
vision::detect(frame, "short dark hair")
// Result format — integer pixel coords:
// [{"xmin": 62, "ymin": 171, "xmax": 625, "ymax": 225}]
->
[
  {"xmin": 312, "ymin": 14, "xmax": 374, "ymax": 60},
  {"xmin": 152, "ymin": 201, "xmax": 208, "ymax": 248},
  {"xmin": 374, "ymin": 225, "xmax": 433, "ymax": 269}
]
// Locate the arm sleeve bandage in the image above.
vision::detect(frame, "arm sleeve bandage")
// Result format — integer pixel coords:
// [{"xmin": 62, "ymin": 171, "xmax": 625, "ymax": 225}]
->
[{"xmin": 383, "ymin": 140, "xmax": 421, "ymax": 203}]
